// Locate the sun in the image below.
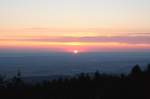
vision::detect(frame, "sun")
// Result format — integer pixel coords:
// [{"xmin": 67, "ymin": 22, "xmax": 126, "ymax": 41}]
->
[{"xmin": 73, "ymin": 50, "xmax": 78, "ymax": 54}]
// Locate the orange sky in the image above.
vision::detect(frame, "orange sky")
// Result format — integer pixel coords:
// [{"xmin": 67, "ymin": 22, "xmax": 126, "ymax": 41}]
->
[
  {"xmin": 0, "ymin": 28, "xmax": 150, "ymax": 52},
  {"xmin": 0, "ymin": 0, "xmax": 150, "ymax": 52}
]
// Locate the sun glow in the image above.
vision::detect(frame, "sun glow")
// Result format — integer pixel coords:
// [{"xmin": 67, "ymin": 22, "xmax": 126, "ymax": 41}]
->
[{"xmin": 73, "ymin": 50, "xmax": 78, "ymax": 54}]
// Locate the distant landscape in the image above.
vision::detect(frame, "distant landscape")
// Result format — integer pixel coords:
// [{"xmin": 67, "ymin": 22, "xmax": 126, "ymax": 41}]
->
[{"xmin": 0, "ymin": 52, "xmax": 150, "ymax": 77}]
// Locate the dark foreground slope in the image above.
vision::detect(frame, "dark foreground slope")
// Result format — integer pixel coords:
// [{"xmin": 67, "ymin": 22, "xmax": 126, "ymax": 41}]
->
[{"xmin": 0, "ymin": 64, "xmax": 150, "ymax": 99}]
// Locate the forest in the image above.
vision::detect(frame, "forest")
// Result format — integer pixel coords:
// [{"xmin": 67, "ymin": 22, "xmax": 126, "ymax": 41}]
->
[{"xmin": 0, "ymin": 64, "xmax": 150, "ymax": 99}]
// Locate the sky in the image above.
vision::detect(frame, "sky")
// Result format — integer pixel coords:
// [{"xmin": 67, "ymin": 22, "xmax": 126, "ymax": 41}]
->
[{"xmin": 0, "ymin": 0, "xmax": 150, "ymax": 52}]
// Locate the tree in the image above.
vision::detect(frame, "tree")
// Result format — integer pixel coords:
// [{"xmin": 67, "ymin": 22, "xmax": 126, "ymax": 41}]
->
[
  {"xmin": 94, "ymin": 70, "xmax": 100, "ymax": 79},
  {"xmin": 0, "ymin": 74, "xmax": 5, "ymax": 88},
  {"xmin": 12, "ymin": 70, "xmax": 24, "ymax": 87},
  {"xmin": 130, "ymin": 64, "xmax": 142, "ymax": 79},
  {"xmin": 146, "ymin": 64, "xmax": 150, "ymax": 73}
]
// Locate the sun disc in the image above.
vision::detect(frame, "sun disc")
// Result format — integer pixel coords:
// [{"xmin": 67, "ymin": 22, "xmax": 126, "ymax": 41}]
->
[{"xmin": 73, "ymin": 50, "xmax": 78, "ymax": 54}]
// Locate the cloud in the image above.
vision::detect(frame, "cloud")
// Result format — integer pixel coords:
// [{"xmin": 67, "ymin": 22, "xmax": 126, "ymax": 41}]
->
[
  {"xmin": 1, "ymin": 27, "xmax": 150, "ymax": 45},
  {"xmin": 1, "ymin": 35, "xmax": 150, "ymax": 45}
]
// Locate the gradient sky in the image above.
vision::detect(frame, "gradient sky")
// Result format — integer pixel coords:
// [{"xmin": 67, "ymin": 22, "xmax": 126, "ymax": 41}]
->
[{"xmin": 0, "ymin": 0, "xmax": 150, "ymax": 52}]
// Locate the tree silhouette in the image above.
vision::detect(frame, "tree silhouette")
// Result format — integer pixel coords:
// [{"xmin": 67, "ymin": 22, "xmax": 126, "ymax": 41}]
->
[
  {"xmin": 11, "ymin": 70, "xmax": 24, "ymax": 87},
  {"xmin": 0, "ymin": 64, "xmax": 150, "ymax": 99},
  {"xmin": 130, "ymin": 64, "xmax": 142, "ymax": 78},
  {"xmin": 0, "ymin": 74, "xmax": 5, "ymax": 88},
  {"xmin": 146, "ymin": 64, "xmax": 150, "ymax": 73}
]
